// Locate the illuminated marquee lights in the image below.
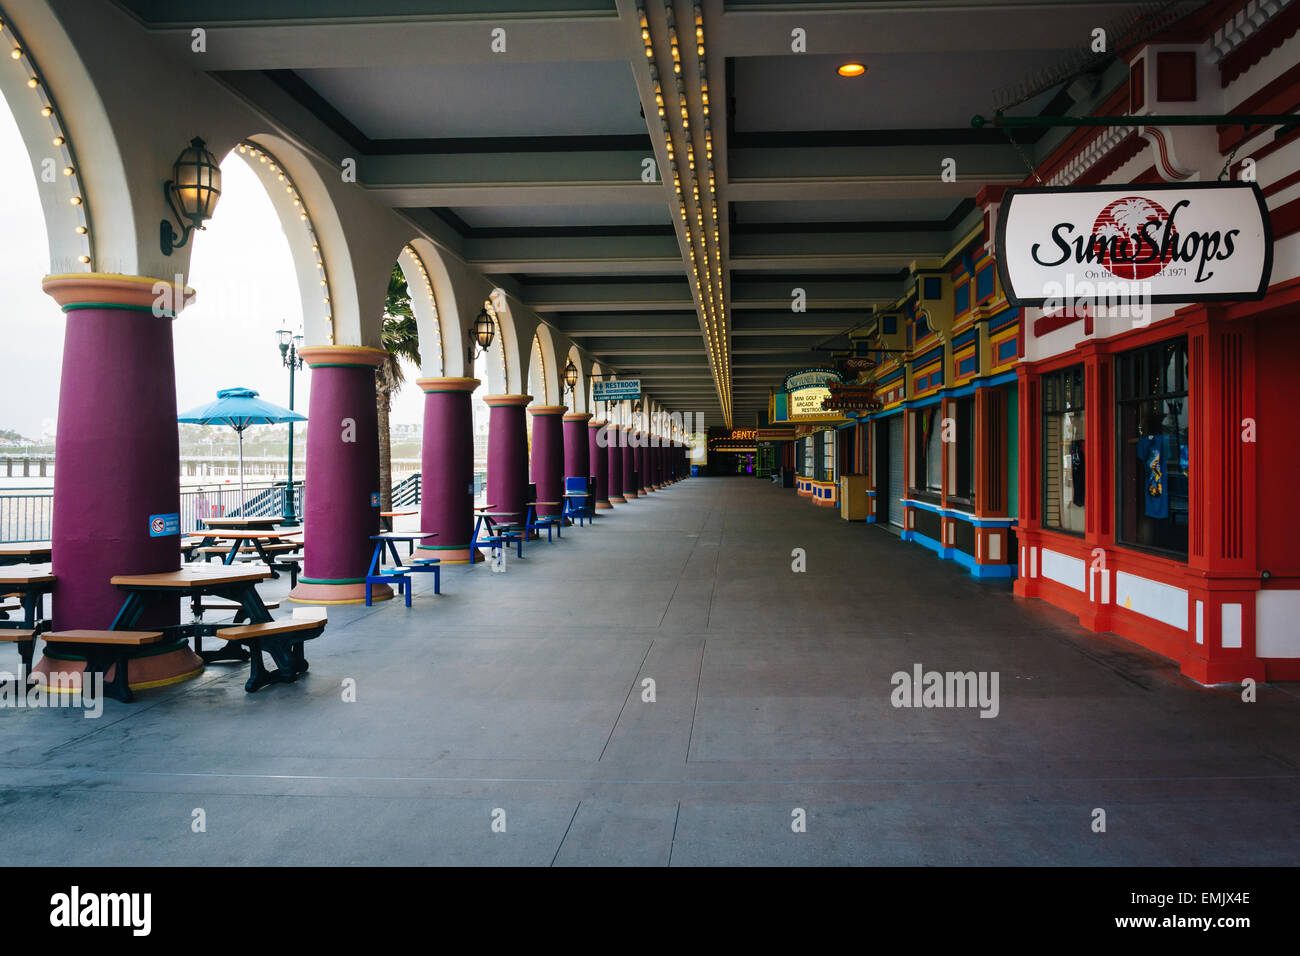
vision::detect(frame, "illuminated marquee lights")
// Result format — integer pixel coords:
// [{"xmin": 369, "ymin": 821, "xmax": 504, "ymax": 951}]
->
[
  {"xmin": 400, "ymin": 243, "xmax": 444, "ymax": 372},
  {"xmin": 637, "ymin": 0, "xmax": 732, "ymax": 425},
  {"xmin": 1, "ymin": 6, "xmax": 94, "ymax": 268},
  {"xmin": 236, "ymin": 140, "xmax": 336, "ymax": 344}
]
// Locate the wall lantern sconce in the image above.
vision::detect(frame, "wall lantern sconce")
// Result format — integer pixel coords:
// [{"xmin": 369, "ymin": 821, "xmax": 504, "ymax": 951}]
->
[
  {"xmin": 564, "ymin": 358, "xmax": 579, "ymax": 393},
  {"xmin": 467, "ymin": 306, "xmax": 497, "ymax": 363},
  {"xmin": 160, "ymin": 137, "xmax": 222, "ymax": 255}
]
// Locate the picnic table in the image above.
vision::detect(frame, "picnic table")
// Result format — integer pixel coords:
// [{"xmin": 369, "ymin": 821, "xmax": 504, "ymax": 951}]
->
[
  {"xmin": 188, "ymin": 529, "xmax": 302, "ymax": 577},
  {"xmin": 0, "ymin": 563, "xmax": 55, "ymax": 670},
  {"xmin": 0, "ymin": 542, "xmax": 52, "ymax": 567},
  {"xmin": 366, "ymin": 531, "xmax": 439, "ymax": 606},
  {"xmin": 199, "ymin": 516, "xmax": 282, "ymax": 531},
  {"xmin": 527, "ymin": 501, "xmax": 564, "ymax": 541},
  {"xmin": 379, "ymin": 510, "xmax": 418, "ymax": 532},
  {"xmin": 101, "ymin": 564, "xmax": 324, "ymax": 694},
  {"xmin": 472, "ymin": 508, "xmax": 526, "ymax": 561}
]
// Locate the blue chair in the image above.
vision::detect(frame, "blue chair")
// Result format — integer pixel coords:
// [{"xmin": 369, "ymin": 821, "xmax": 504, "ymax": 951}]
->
[
  {"xmin": 365, "ymin": 537, "xmax": 441, "ymax": 607},
  {"xmin": 563, "ymin": 477, "xmax": 595, "ymax": 526},
  {"xmin": 471, "ymin": 513, "xmax": 524, "ymax": 563}
]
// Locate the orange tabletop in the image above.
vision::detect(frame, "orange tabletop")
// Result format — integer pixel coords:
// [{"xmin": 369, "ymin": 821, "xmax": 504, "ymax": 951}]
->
[
  {"xmin": 191, "ymin": 530, "xmax": 301, "ymax": 539},
  {"xmin": 380, "ymin": 511, "xmax": 418, "ymax": 517},
  {"xmin": 199, "ymin": 517, "xmax": 281, "ymax": 528},
  {"xmin": 0, "ymin": 564, "xmax": 56, "ymax": 585},
  {"xmin": 372, "ymin": 531, "xmax": 438, "ymax": 540},
  {"xmin": 111, "ymin": 565, "xmax": 270, "ymax": 588},
  {"xmin": 0, "ymin": 541, "xmax": 52, "ymax": 557}
]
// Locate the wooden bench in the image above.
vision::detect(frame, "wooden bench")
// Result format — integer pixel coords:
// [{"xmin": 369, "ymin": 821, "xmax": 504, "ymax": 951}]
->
[
  {"xmin": 198, "ymin": 542, "xmax": 299, "ymax": 559},
  {"xmin": 42, "ymin": 629, "xmax": 164, "ymax": 702},
  {"xmin": 0, "ymin": 628, "xmax": 38, "ymax": 671},
  {"xmin": 216, "ymin": 618, "xmax": 326, "ymax": 692}
]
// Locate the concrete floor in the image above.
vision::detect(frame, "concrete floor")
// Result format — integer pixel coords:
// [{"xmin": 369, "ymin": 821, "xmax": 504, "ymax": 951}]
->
[{"xmin": 3, "ymin": 477, "xmax": 1299, "ymax": 866}]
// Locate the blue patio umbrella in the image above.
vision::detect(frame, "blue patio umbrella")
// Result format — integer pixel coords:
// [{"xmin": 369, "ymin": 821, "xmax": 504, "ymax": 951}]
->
[{"xmin": 177, "ymin": 387, "xmax": 306, "ymax": 502}]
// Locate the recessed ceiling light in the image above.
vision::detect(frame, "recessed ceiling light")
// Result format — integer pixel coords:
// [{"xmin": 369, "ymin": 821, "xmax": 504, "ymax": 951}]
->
[{"xmin": 838, "ymin": 63, "xmax": 866, "ymax": 77}]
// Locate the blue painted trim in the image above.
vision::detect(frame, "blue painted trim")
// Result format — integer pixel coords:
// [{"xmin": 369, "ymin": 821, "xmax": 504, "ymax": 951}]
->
[
  {"xmin": 901, "ymin": 498, "xmax": 1018, "ymax": 527},
  {"xmin": 987, "ymin": 306, "xmax": 1020, "ymax": 332},
  {"xmin": 906, "ymin": 529, "xmax": 953, "ymax": 559},
  {"xmin": 901, "ymin": 526, "xmax": 1021, "ymax": 579}
]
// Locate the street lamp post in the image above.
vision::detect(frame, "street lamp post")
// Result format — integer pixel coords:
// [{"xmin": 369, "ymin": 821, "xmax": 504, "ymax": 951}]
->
[{"xmin": 277, "ymin": 328, "xmax": 304, "ymax": 526}]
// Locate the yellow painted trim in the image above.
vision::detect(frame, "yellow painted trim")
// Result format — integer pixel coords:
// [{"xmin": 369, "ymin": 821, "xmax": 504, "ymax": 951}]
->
[
  {"xmin": 44, "ymin": 272, "xmax": 172, "ymax": 287},
  {"xmin": 130, "ymin": 667, "xmax": 205, "ymax": 691},
  {"xmin": 38, "ymin": 665, "xmax": 203, "ymax": 695},
  {"xmin": 288, "ymin": 593, "xmax": 391, "ymax": 605}
]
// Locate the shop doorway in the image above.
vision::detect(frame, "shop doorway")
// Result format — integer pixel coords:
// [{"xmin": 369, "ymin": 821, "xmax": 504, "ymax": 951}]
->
[{"xmin": 877, "ymin": 415, "xmax": 905, "ymax": 529}]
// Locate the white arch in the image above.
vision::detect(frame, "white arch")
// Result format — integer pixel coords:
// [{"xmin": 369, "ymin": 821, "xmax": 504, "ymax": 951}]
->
[
  {"xmin": 484, "ymin": 288, "xmax": 513, "ymax": 394},
  {"xmin": 242, "ymin": 133, "xmax": 362, "ymax": 348},
  {"xmin": 565, "ymin": 345, "xmax": 587, "ymax": 412},
  {"xmin": 0, "ymin": 3, "xmax": 129, "ymax": 273},
  {"xmin": 397, "ymin": 243, "xmax": 444, "ymax": 377},
  {"xmin": 527, "ymin": 332, "xmax": 548, "ymax": 406}
]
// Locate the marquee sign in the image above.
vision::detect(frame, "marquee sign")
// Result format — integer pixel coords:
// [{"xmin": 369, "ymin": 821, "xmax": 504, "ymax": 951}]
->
[
  {"xmin": 782, "ymin": 368, "xmax": 843, "ymax": 420},
  {"xmin": 996, "ymin": 182, "xmax": 1272, "ymax": 307},
  {"xmin": 823, "ymin": 383, "xmax": 882, "ymax": 413}
]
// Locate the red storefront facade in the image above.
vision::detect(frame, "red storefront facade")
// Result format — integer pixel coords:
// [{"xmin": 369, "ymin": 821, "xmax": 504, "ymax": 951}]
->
[{"xmin": 1003, "ymin": 1, "xmax": 1300, "ymax": 683}]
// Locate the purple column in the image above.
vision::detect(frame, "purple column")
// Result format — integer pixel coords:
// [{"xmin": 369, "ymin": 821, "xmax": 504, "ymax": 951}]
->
[
  {"xmin": 634, "ymin": 432, "xmax": 648, "ymax": 495},
  {"xmin": 563, "ymin": 412, "xmax": 591, "ymax": 480},
  {"xmin": 291, "ymin": 346, "xmax": 389, "ymax": 604},
  {"xmin": 621, "ymin": 427, "xmax": 638, "ymax": 499},
  {"xmin": 651, "ymin": 441, "xmax": 662, "ymax": 488},
  {"xmin": 563, "ymin": 412, "xmax": 591, "ymax": 519},
  {"xmin": 643, "ymin": 434, "xmax": 655, "ymax": 492},
  {"xmin": 605, "ymin": 423, "xmax": 625, "ymax": 503},
  {"xmin": 416, "ymin": 377, "xmax": 480, "ymax": 563},
  {"xmin": 590, "ymin": 419, "xmax": 612, "ymax": 509},
  {"xmin": 486, "ymin": 395, "xmax": 530, "ymax": 523},
  {"xmin": 36, "ymin": 274, "xmax": 200, "ymax": 692},
  {"xmin": 529, "ymin": 405, "xmax": 565, "ymax": 518}
]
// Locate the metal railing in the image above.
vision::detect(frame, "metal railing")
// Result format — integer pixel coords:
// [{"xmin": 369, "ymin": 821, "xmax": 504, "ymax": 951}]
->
[
  {"xmin": 392, "ymin": 474, "xmax": 421, "ymax": 507},
  {"xmin": 0, "ymin": 475, "xmax": 441, "ymax": 543},
  {"xmin": 0, "ymin": 488, "xmax": 52, "ymax": 543}
]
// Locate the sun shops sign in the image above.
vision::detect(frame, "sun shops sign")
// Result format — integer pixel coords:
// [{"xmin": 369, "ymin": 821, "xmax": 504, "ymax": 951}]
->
[{"xmin": 997, "ymin": 182, "xmax": 1272, "ymax": 308}]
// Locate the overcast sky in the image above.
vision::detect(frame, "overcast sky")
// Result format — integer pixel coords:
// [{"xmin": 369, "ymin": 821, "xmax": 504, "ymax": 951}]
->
[{"xmin": 0, "ymin": 96, "xmax": 424, "ymax": 441}]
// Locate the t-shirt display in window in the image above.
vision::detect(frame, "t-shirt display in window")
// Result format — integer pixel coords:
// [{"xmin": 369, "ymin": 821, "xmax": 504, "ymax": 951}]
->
[
  {"xmin": 1070, "ymin": 440, "xmax": 1085, "ymax": 507},
  {"xmin": 1136, "ymin": 433, "xmax": 1169, "ymax": 519}
]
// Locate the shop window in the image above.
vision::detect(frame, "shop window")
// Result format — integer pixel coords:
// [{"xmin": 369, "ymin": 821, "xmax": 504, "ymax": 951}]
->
[
  {"xmin": 823, "ymin": 431, "xmax": 836, "ymax": 482},
  {"xmin": 1116, "ymin": 338, "xmax": 1189, "ymax": 557},
  {"xmin": 803, "ymin": 437, "xmax": 814, "ymax": 476},
  {"xmin": 912, "ymin": 406, "xmax": 942, "ymax": 498},
  {"xmin": 952, "ymin": 396, "xmax": 976, "ymax": 503},
  {"xmin": 1042, "ymin": 365, "xmax": 1086, "ymax": 534}
]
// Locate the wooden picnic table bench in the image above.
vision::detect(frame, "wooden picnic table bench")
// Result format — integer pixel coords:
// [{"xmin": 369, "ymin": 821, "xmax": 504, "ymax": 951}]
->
[
  {"xmin": 109, "ymin": 566, "xmax": 324, "ymax": 694},
  {"xmin": 41, "ymin": 629, "xmax": 163, "ymax": 702}
]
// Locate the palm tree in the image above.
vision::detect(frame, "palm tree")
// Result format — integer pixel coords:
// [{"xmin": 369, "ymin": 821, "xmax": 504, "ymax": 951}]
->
[{"xmin": 377, "ymin": 263, "xmax": 421, "ymax": 512}]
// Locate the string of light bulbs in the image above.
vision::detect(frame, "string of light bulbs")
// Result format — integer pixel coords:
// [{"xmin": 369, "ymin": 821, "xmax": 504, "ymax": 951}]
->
[{"xmin": 1, "ymin": 6, "xmax": 94, "ymax": 270}]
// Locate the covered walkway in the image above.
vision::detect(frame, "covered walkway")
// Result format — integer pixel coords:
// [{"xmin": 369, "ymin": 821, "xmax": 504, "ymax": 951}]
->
[{"xmin": 3, "ymin": 479, "xmax": 1297, "ymax": 866}]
